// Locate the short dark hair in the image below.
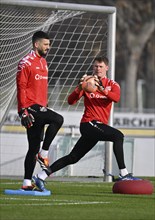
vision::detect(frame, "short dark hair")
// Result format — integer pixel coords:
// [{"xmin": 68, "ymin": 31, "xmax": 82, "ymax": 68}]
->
[
  {"xmin": 32, "ymin": 31, "xmax": 49, "ymax": 45},
  {"xmin": 93, "ymin": 56, "xmax": 109, "ymax": 65}
]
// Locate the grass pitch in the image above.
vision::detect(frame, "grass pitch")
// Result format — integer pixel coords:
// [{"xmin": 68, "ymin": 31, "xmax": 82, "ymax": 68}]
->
[{"xmin": 0, "ymin": 177, "xmax": 154, "ymax": 220}]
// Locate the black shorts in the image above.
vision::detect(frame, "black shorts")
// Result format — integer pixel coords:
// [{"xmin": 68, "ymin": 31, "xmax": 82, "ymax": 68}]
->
[{"xmin": 26, "ymin": 104, "xmax": 63, "ymax": 147}]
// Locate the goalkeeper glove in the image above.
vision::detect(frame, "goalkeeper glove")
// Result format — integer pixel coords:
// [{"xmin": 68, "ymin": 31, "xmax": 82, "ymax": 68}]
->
[
  {"xmin": 78, "ymin": 74, "xmax": 87, "ymax": 90},
  {"xmin": 98, "ymin": 80, "xmax": 105, "ymax": 91},
  {"xmin": 94, "ymin": 76, "xmax": 105, "ymax": 91},
  {"xmin": 97, "ymin": 79, "xmax": 109, "ymax": 95},
  {"xmin": 19, "ymin": 108, "xmax": 35, "ymax": 129}
]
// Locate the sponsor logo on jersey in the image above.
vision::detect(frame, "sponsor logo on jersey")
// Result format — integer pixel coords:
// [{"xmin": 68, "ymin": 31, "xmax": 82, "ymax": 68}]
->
[
  {"xmin": 90, "ymin": 86, "xmax": 111, "ymax": 99},
  {"xmin": 90, "ymin": 93, "xmax": 107, "ymax": 99},
  {"xmin": 35, "ymin": 74, "xmax": 48, "ymax": 80}
]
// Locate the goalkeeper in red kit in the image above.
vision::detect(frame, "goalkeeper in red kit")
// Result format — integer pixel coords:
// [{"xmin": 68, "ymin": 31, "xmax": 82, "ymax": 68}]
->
[
  {"xmin": 32, "ymin": 56, "xmax": 141, "ymax": 191},
  {"xmin": 16, "ymin": 31, "xmax": 63, "ymax": 191}
]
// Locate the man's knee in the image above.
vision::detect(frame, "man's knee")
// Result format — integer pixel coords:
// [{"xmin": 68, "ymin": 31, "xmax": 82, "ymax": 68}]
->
[
  {"xmin": 57, "ymin": 114, "xmax": 64, "ymax": 127},
  {"xmin": 114, "ymin": 130, "xmax": 124, "ymax": 143},
  {"xmin": 120, "ymin": 131, "xmax": 124, "ymax": 140},
  {"xmin": 49, "ymin": 113, "xmax": 64, "ymax": 128}
]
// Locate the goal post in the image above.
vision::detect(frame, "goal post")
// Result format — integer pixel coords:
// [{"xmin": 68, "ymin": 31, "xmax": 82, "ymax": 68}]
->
[{"xmin": 0, "ymin": 0, "xmax": 116, "ymax": 181}]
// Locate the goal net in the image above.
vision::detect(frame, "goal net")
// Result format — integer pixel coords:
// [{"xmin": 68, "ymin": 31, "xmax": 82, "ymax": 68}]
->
[{"xmin": 0, "ymin": 0, "xmax": 116, "ymax": 180}]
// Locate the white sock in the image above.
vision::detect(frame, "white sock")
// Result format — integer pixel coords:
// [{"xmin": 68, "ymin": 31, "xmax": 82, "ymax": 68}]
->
[
  {"xmin": 23, "ymin": 179, "xmax": 32, "ymax": 186},
  {"xmin": 38, "ymin": 170, "xmax": 48, "ymax": 181},
  {"xmin": 120, "ymin": 168, "xmax": 128, "ymax": 177},
  {"xmin": 40, "ymin": 149, "xmax": 48, "ymax": 158}
]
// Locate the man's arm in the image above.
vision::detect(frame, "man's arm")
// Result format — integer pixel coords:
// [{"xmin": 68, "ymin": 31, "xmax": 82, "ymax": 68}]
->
[
  {"xmin": 16, "ymin": 62, "xmax": 35, "ymax": 128},
  {"xmin": 68, "ymin": 86, "xmax": 84, "ymax": 105},
  {"xmin": 16, "ymin": 63, "xmax": 29, "ymax": 111},
  {"xmin": 105, "ymin": 83, "xmax": 120, "ymax": 103}
]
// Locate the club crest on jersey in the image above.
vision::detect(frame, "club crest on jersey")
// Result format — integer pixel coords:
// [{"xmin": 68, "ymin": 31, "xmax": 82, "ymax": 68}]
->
[{"xmin": 106, "ymin": 86, "xmax": 111, "ymax": 90}]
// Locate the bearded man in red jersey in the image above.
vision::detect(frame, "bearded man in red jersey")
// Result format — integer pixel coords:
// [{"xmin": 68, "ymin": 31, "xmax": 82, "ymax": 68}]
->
[
  {"xmin": 16, "ymin": 31, "xmax": 63, "ymax": 191},
  {"xmin": 32, "ymin": 56, "xmax": 141, "ymax": 191}
]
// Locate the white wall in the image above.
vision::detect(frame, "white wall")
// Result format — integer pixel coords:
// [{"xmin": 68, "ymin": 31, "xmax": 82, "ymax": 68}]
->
[
  {"xmin": 0, "ymin": 132, "xmax": 154, "ymax": 177},
  {"xmin": 133, "ymin": 138, "xmax": 155, "ymax": 176}
]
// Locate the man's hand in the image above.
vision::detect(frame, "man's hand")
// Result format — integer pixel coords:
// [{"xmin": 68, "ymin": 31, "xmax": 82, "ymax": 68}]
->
[
  {"xmin": 93, "ymin": 76, "xmax": 105, "ymax": 92},
  {"xmin": 98, "ymin": 79, "xmax": 105, "ymax": 92},
  {"xmin": 19, "ymin": 108, "xmax": 35, "ymax": 129},
  {"xmin": 78, "ymin": 74, "xmax": 87, "ymax": 90},
  {"xmin": 94, "ymin": 77, "xmax": 109, "ymax": 95}
]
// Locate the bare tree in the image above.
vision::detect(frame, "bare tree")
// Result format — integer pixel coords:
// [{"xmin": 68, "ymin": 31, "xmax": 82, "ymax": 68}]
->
[
  {"xmin": 144, "ymin": 34, "xmax": 155, "ymax": 111},
  {"xmin": 116, "ymin": 0, "xmax": 154, "ymax": 111}
]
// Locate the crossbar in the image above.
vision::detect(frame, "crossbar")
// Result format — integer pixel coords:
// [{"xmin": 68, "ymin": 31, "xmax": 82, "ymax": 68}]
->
[{"xmin": 1, "ymin": 0, "xmax": 116, "ymax": 14}]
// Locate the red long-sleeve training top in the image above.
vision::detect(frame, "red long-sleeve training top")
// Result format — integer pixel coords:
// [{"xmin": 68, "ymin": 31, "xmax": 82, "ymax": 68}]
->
[
  {"xmin": 16, "ymin": 50, "xmax": 48, "ymax": 112},
  {"xmin": 68, "ymin": 77, "xmax": 120, "ymax": 124}
]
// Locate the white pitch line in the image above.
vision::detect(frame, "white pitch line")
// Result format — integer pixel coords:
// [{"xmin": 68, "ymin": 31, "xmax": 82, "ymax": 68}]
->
[
  {"xmin": 0, "ymin": 201, "xmax": 111, "ymax": 206},
  {"xmin": 1, "ymin": 182, "xmax": 22, "ymax": 185},
  {"xmin": 0, "ymin": 197, "xmax": 51, "ymax": 201},
  {"xmin": 1, "ymin": 182, "xmax": 105, "ymax": 186},
  {"xmin": 0, "ymin": 197, "xmax": 71, "ymax": 202},
  {"xmin": 0, "ymin": 198, "xmax": 111, "ymax": 206}
]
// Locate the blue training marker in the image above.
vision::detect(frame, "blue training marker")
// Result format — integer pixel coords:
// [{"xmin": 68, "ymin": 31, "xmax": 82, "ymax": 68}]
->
[{"xmin": 4, "ymin": 189, "xmax": 51, "ymax": 196}]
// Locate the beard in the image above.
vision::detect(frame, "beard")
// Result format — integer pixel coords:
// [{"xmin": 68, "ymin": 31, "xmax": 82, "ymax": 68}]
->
[{"xmin": 37, "ymin": 49, "xmax": 49, "ymax": 57}]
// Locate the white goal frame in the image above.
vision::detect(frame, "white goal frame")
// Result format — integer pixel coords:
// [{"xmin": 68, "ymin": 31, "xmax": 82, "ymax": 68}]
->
[{"xmin": 1, "ymin": 0, "xmax": 116, "ymax": 182}]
